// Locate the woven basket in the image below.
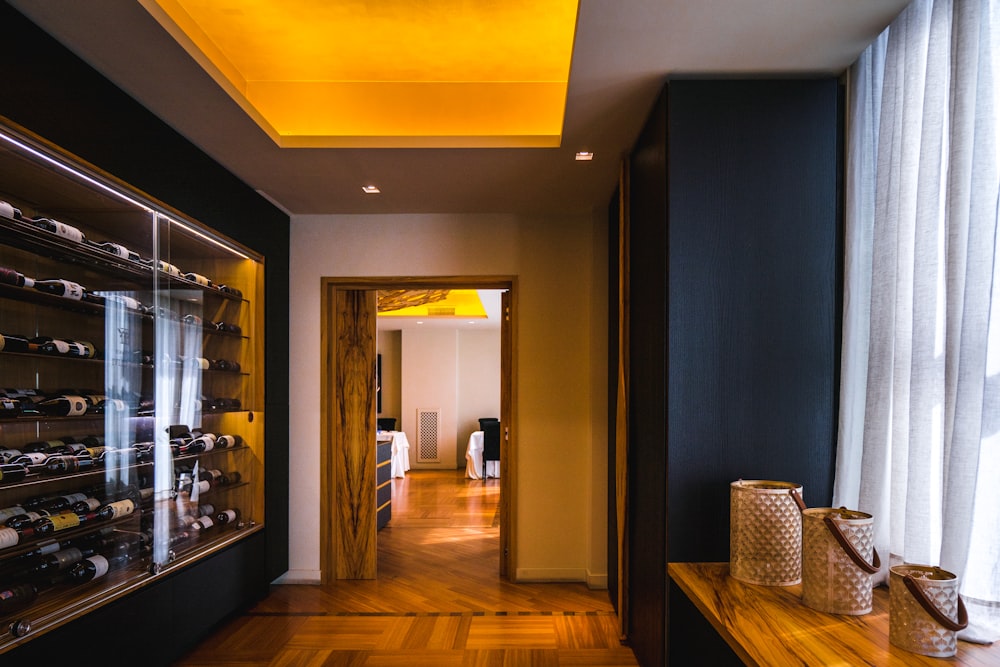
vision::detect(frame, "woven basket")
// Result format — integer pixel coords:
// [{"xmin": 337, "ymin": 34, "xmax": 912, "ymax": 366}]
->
[
  {"xmin": 801, "ymin": 507, "xmax": 877, "ymax": 615},
  {"xmin": 889, "ymin": 564, "xmax": 969, "ymax": 658},
  {"xmin": 729, "ymin": 480, "xmax": 804, "ymax": 586}
]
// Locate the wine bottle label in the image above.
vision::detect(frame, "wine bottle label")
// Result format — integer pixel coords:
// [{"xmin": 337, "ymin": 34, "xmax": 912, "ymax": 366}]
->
[
  {"xmin": 37, "ymin": 540, "xmax": 61, "ymax": 555},
  {"xmin": 219, "ymin": 509, "xmax": 237, "ymax": 523},
  {"xmin": 22, "ymin": 452, "xmax": 47, "ymax": 464},
  {"xmin": 0, "ymin": 200, "xmax": 18, "ymax": 219},
  {"xmin": 102, "ymin": 242, "xmax": 130, "ymax": 258},
  {"xmin": 50, "ymin": 221, "xmax": 85, "ymax": 243},
  {"xmin": 64, "ymin": 395, "xmax": 88, "ymax": 416},
  {"xmin": 196, "ymin": 480, "xmax": 210, "ymax": 494},
  {"xmin": 0, "ymin": 527, "xmax": 18, "ymax": 549},
  {"xmin": 58, "ymin": 279, "xmax": 84, "ymax": 300},
  {"xmin": 63, "ymin": 493, "xmax": 88, "ymax": 504},
  {"xmin": 49, "ymin": 513, "xmax": 81, "ymax": 531},
  {"xmin": 184, "ymin": 272, "xmax": 210, "ymax": 286},
  {"xmin": 194, "ymin": 516, "xmax": 214, "ymax": 531},
  {"xmin": 50, "ymin": 339, "xmax": 71, "ymax": 353},
  {"xmin": 80, "ymin": 497, "xmax": 101, "ymax": 512},
  {"xmin": 105, "ymin": 499, "xmax": 135, "ymax": 519},
  {"xmin": 158, "ymin": 260, "xmax": 181, "ymax": 277},
  {"xmin": 0, "ymin": 506, "xmax": 25, "ymax": 523},
  {"xmin": 217, "ymin": 435, "xmax": 235, "ymax": 448},
  {"xmin": 92, "ymin": 554, "xmax": 110, "ymax": 578}
]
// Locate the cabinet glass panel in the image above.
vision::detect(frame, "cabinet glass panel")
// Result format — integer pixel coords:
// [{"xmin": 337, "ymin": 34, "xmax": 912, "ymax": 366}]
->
[{"xmin": 0, "ymin": 120, "xmax": 264, "ymax": 652}]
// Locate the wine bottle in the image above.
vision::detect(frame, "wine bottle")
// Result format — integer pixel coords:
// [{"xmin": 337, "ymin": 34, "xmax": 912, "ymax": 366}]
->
[
  {"xmin": 96, "ymin": 499, "xmax": 135, "ymax": 521},
  {"xmin": 0, "ymin": 526, "xmax": 21, "ymax": 549},
  {"xmin": 0, "ymin": 463, "xmax": 28, "ymax": 483},
  {"xmin": 42, "ymin": 454, "xmax": 97, "ymax": 475},
  {"xmin": 24, "ymin": 492, "xmax": 89, "ymax": 513},
  {"xmin": 0, "ymin": 199, "xmax": 22, "ymax": 220},
  {"xmin": 156, "ymin": 260, "xmax": 181, "ymax": 277},
  {"xmin": 23, "ymin": 438, "xmax": 73, "ymax": 453},
  {"xmin": 0, "ymin": 395, "xmax": 20, "ymax": 418},
  {"xmin": 7, "ymin": 546, "xmax": 90, "ymax": 581},
  {"xmin": 69, "ymin": 554, "xmax": 110, "ymax": 583},
  {"xmin": 0, "ymin": 506, "xmax": 26, "ymax": 524},
  {"xmin": 0, "ymin": 449, "xmax": 23, "ymax": 464},
  {"xmin": 198, "ymin": 468, "xmax": 223, "ymax": 483},
  {"xmin": 215, "ymin": 434, "xmax": 243, "ymax": 449},
  {"xmin": 183, "ymin": 271, "xmax": 211, "ymax": 287},
  {"xmin": 0, "ymin": 332, "xmax": 31, "ymax": 353},
  {"xmin": 0, "ymin": 583, "xmax": 37, "ymax": 615},
  {"xmin": 32, "ymin": 278, "xmax": 85, "ymax": 300},
  {"xmin": 215, "ymin": 508, "xmax": 240, "ymax": 526},
  {"xmin": 9, "ymin": 452, "xmax": 49, "ymax": 468},
  {"xmin": 34, "ymin": 338, "xmax": 97, "ymax": 358},
  {"xmin": 0, "ymin": 266, "xmax": 34, "ymax": 288},
  {"xmin": 35, "ymin": 394, "xmax": 90, "ymax": 417},
  {"xmin": 27, "ymin": 216, "xmax": 86, "ymax": 243},
  {"xmin": 190, "ymin": 514, "xmax": 215, "ymax": 533},
  {"xmin": 89, "ymin": 240, "xmax": 141, "ymax": 262}
]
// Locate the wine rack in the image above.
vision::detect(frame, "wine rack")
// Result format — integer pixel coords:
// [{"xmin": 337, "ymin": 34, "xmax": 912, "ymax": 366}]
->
[{"xmin": 0, "ymin": 119, "xmax": 265, "ymax": 653}]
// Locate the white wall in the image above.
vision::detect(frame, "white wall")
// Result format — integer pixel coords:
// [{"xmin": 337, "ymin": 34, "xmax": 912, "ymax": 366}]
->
[
  {"xmin": 284, "ymin": 212, "xmax": 608, "ymax": 586},
  {"xmin": 457, "ymin": 329, "xmax": 501, "ymax": 467},
  {"xmin": 401, "ymin": 328, "xmax": 459, "ymax": 468}
]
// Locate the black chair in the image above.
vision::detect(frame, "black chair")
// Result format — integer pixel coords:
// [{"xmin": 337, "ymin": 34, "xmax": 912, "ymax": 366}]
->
[
  {"xmin": 478, "ymin": 418, "xmax": 500, "ymax": 483},
  {"xmin": 377, "ymin": 417, "xmax": 396, "ymax": 432}
]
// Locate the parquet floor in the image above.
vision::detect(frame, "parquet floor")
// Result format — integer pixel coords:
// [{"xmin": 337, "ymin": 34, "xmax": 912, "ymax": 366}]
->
[{"xmin": 173, "ymin": 470, "xmax": 637, "ymax": 666}]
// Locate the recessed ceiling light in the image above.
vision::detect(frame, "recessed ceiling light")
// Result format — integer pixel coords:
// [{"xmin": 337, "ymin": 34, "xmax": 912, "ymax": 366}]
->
[
  {"xmin": 575, "ymin": 151, "xmax": 594, "ymax": 161},
  {"xmin": 362, "ymin": 185, "xmax": 380, "ymax": 194}
]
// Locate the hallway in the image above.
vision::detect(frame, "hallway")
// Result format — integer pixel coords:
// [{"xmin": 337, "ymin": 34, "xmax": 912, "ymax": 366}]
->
[{"xmin": 173, "ymin": 470, "xmax": 637, "ymax": 665}]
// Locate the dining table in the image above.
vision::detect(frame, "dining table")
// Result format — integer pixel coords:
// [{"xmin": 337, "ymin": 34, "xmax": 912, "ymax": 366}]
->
[
  {"xmin": 377, "ymin": 430, "xmax": 411, "ymax": 478},
  {"xmin": 465, "ymin": 430, "xmax": 500, "ymax": 479}
]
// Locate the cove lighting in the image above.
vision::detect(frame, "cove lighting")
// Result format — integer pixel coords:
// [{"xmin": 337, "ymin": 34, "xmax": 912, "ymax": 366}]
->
[{"xmin": 139, "ymin": 0, "xmax": 580, "ymax": 148}]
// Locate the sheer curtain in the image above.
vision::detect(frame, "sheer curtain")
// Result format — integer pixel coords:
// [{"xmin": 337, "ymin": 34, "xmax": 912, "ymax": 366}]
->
[{"xmin": 835, "ymin": 0, "xmax": 1000, "ymax": 643}]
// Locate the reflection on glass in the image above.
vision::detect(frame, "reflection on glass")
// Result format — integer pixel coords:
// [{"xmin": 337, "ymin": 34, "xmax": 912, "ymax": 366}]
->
[{"xmin": 102, "ymin": 292, "xmax": 142, "ymax": 494}]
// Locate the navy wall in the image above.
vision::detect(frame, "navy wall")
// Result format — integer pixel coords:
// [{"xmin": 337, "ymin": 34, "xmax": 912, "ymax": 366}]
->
[
  {"xmin": 1, "ymin": 2, "xmax": 289, "ymax": 664},
  {"xmin": 618, "ymin": 79, "xmax": 842, "ymax": 666}
]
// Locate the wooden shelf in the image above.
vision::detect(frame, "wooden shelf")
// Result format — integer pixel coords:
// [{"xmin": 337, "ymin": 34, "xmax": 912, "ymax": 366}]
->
[{"xmin": 668, "ymin": 562, "xmax": 998, "ymax": 666}]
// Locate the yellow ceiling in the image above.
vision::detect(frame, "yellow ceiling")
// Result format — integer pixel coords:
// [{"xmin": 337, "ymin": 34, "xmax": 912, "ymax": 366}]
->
[
  {"xmin": 379, "ymin": 289, "xmax": 487, "ymax": 319},
  {"xmin": 138, "ymin": 0, "xmax": 579, "ymax": 148}
]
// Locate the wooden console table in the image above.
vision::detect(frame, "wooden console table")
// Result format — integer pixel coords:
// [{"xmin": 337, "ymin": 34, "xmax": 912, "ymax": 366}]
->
[{"xmin": 668, "ymin": 562, "xmax": 998, "ymax": 666}]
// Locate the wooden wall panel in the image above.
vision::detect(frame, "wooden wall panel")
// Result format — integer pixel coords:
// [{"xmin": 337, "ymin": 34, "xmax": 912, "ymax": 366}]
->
[{"xmin": 334, "ymin": 289, "xmax": 379, "ymax": 579}]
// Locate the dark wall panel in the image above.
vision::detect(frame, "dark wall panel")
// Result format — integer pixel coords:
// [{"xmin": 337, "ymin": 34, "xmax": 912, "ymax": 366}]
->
[{"xmin": 666, "ymin": 79, "xmax": 839, "ymax": 564}]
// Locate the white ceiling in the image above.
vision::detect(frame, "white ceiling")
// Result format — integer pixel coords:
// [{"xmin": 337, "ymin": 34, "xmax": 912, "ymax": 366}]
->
[{"xmin": 9, "ymin": 0, "xmax": 910, "ymax": 218}]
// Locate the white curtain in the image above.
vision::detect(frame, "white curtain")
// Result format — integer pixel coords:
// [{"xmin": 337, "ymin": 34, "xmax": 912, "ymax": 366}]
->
[{"xmin": 835, "ymin": 0, "xmax": 1000, "ymax": 643}]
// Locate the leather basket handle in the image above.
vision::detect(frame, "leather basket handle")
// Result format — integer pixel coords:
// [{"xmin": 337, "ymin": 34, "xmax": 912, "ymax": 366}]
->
[
  {"xmin": 790, "ymin": 488, "xmax": 807, "ymax": 512},
  {"xmin": 822, "ymin": 516, "xmax": 881, "ymax": 574},
  {"xmin": 902, "ymin": 573, "xmax": 970, "ymax": 632}
]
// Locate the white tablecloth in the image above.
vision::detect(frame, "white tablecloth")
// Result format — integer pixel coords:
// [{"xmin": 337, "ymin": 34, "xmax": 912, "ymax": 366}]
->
[
  {"xmin": 379, "ymin": 431, "xmax": 411, "ymax": 478},
  {"xmin": 465, "ymin": 430, "xmax": 500, "ymax": 479}
]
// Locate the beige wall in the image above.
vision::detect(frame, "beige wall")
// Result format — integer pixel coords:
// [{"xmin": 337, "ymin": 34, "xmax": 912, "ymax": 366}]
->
[{"xmin": 284, "ymin": 212, "xmax": 608, "ymax": 586}]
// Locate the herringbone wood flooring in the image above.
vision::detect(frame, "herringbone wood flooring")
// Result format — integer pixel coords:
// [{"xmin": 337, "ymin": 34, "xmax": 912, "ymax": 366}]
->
[{"xmin": 174, "ymin": 470, "xmax": 637, "ymax": 666}]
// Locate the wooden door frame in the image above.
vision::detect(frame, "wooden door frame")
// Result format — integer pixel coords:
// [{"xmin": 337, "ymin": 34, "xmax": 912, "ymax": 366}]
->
[{"xmin": 320, "ymin": 276, "xmax": 517, "ymax": 581}]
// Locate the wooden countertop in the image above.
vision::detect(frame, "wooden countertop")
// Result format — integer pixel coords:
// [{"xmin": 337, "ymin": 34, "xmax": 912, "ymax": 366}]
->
[{"xmin": 668, "ymin": 562, "xmax": 998, "ymax": 666}]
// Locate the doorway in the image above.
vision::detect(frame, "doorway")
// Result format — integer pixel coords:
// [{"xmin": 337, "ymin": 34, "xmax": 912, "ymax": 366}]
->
[{"xmin": 319, "ymin": 276, "xmax": 516, "ymax": 581}]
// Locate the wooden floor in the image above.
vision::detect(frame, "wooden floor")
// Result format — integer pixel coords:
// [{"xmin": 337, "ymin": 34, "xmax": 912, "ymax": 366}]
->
[{"xmin": 174, "ymin": 470, "xmax": 638, "ymax": 666}]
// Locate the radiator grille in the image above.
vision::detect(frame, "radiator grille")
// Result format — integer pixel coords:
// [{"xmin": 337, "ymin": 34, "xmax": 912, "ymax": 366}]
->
[{"xmin": 416, "ymin": 409, "xmax": 441, "ymax": 462}]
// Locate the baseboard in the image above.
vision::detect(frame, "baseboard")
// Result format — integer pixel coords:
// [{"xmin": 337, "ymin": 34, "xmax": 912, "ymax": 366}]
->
[
  {"xmin": 273, "ymin": 569, "xmax": 322, "ymax": 584},
  {"xmin": 515, "ymin": 567, "xmax": 588, "ymax": 582},
  {"xmin": 586, "ymin": 570, "xmax": 609, "ymax": 590}
]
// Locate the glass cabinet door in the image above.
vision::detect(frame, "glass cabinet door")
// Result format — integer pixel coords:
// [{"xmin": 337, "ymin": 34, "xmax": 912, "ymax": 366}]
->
[{"xmin": 0, "ymin": 120, "xmax": 264, "ymax": 652}]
